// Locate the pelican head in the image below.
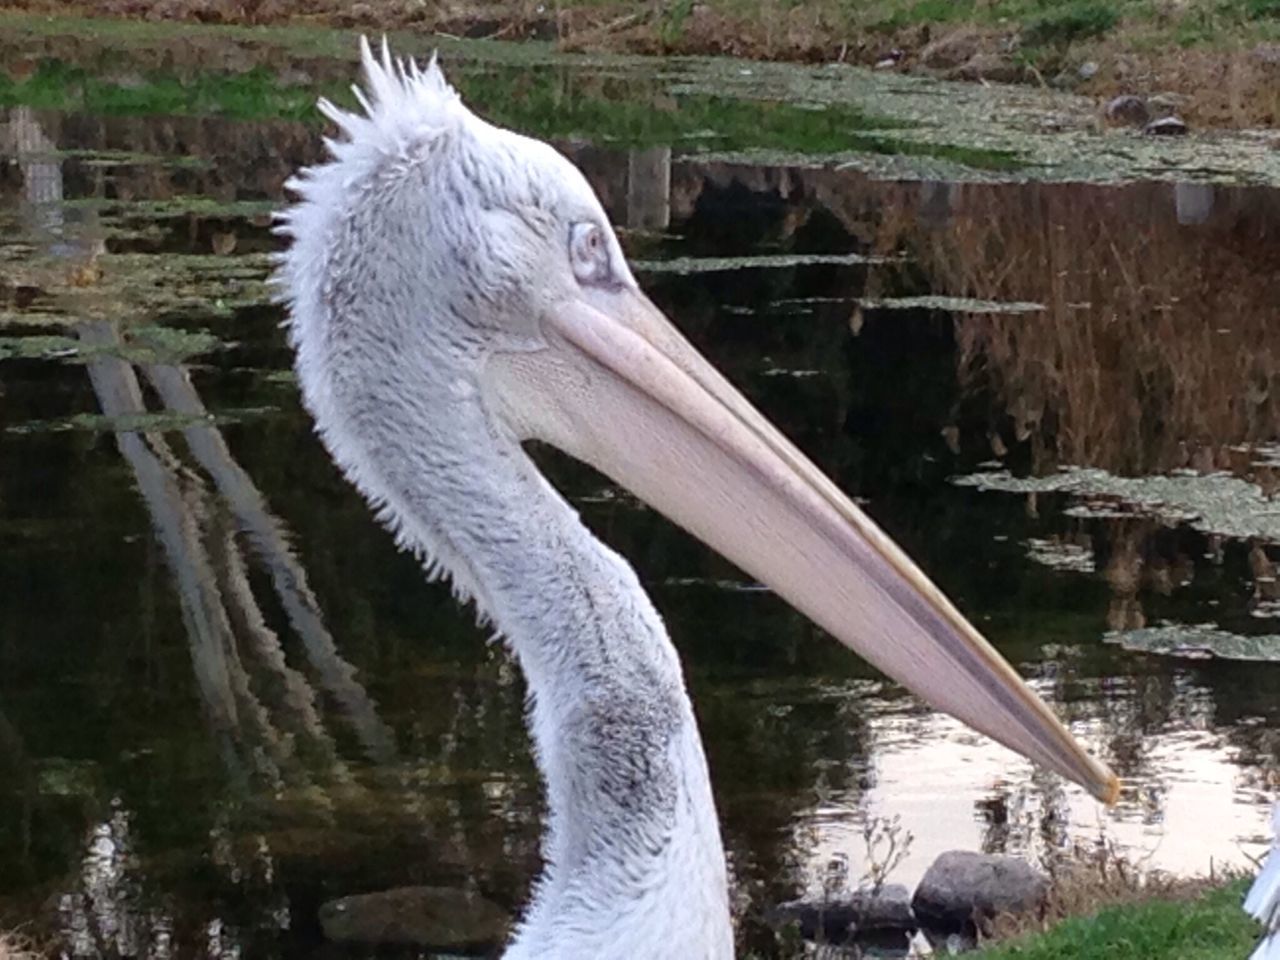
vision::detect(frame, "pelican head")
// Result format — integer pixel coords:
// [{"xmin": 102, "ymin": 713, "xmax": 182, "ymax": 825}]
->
[{"xmin": 276, "ymin": 40, "xmax": 1118, "ymax": 959}]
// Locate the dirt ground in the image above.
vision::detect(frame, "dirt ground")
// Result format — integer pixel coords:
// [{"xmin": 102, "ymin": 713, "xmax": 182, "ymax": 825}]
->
[{"xmin": 5, "ymin": 0, "xmax": 1279, "ymax": 129}]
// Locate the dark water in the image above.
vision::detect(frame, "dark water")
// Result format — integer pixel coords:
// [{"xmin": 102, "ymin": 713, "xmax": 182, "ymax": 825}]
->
[{"xmin": 1, "ymin": 45, "xmax": 1279, "ymax": 960}]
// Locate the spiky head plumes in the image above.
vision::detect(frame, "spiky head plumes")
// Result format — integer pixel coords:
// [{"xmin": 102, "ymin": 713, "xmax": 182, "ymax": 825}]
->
[{"xmin": 273, "ymin": 37, "xmax": 467, "ymax": 366}]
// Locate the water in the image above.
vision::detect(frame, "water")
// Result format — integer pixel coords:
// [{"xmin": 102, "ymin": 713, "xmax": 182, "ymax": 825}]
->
[{"xmin": 1, "ymin": 26, "xmax": 1279, "ymax": 959}]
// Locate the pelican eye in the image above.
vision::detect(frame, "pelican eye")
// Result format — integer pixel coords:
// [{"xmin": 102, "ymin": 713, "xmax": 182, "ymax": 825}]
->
[{"xmin": 569, "ymin": 222, "xmax": 612, "ymax": 286}]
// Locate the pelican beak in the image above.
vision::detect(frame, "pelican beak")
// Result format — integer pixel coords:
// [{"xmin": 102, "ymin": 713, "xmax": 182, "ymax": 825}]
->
[{"xmin": 488, "ymin": 285, "xmax": 1119, "ymax": 805}]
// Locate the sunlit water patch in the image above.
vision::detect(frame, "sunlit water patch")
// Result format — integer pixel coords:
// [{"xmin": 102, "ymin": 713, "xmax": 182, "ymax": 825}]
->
[{"xmin": 798, "ymin": 679, "xmax": 1272, "ymax": 894}]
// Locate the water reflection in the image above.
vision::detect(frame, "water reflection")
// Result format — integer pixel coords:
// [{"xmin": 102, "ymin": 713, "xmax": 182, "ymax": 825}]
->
[{"xmin": 1, "ymin": 99, "xmax": 1277, "ymax": 958}]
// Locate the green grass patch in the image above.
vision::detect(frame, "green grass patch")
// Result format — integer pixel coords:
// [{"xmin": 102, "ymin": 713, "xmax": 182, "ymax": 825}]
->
[
  {"xmin": 976, "ymin": 880, "xmax": 1260, "ymax": 960},
  {"xmin": 444, "ymin": 71, "xmax": 1023, "ymax": 168},
  {"xmin": 874, "ymin": 0, "xmax": 979, "ymax": 30},
  {"xmin": 0, "ymin": 60, "xmax": 317, "ymax": 120},
  {"xmin": 460, "ymin": 71, "xmax": 915, "ymax": 151},
  {"xmin": 0, "ymin": 55, "xmax": 1024, "ymax": 170},
  {"xmin": 1020, "ymin": 0, "xmax": 1120, "ymax": 45},
  {"xmin": 0, "ymin": 47, "xmax": 1032, "ymax": 174},
  {"xmin": 0, "ymin": 55, "xmax": 905, "ymax": 150}
]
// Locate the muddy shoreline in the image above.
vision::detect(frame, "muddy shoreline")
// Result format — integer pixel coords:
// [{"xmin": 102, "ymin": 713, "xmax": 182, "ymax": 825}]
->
[{"xmin": 6, "ymin": 0, "xmax": 1279, "ymax": 131}]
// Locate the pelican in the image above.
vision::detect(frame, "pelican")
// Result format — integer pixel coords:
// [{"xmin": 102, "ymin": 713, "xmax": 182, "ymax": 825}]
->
[
  {"xmin": 275, "ymin": 40, "xmax": 1118, "ymax": 959},
  {"xmin": 1246, "ymin": 802, "xmax": 1280, "ymax": 960}
]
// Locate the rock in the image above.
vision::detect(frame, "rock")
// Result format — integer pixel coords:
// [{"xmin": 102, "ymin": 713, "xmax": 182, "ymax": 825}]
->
[
  {"xmin": 1147, "ymin": 92, "xmax": 1187, "ymax": 116},
  {"xmin": 318, "ymin": 885, "xmax": 508, "ymax": 949},
  {"xmin": 1049, "ymin": 70, "xmax": 1077, "ymax": 90},
  {"xmin": 1253, "ymin": 43, "xmax": 1280, "ymax": 65},
  {"xmin": 947, "ymin": 53, "xmax": 1022, "ymax": 83},
  {"xmin": 106, "ymin": 72, "xmax": 148, "ymax": 90},
  {"xmin": 767, "ymin": 884, "xmax": 916, "ymax": 943},
  {"xmin": 276, "ymin": 68, "xmax": 312, "ymax": 88},
  {"xmin": 1144, "ymin": 116, "xmax": 1189, "ymax": 136},
  {"xmin": 908, "ymin": 929, "xmax": 935, "ymax": 955},
  {"xmin": 1104, "ymin": 95, "xmax": 1149, "ymax": 127},
  {"xmin": 766, "ymin": 898, "xmax": 857, "ymax": 943},
  {"xmin": 911, "ymin": 851, "xmax": 1048, "ymax": 931},
  {"xmin": 851, "ymin": 884, "xmax": 916, "ymax": 930},
  {"xmin": 919, "ymin": 29, "xmax": 982, "ymax": 69},
  {"xmin": 1077, "ymin": 60, "xmax": 1099, "ymax": 79},
  {"xmin": 334, "ymin": 2, "xmax": 376, "ymax": 26}
]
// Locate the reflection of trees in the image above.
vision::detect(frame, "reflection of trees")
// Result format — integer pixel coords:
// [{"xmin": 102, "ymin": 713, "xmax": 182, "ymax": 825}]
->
[
  {"xmin": 82, "ymin": 322, "xmax": 362, "ymax": 791},
  {"xmin": 143, "ymin": 363, "xmax": 397, "ymax": 764},
  {"xmin": 844, "ymin": 175, "xmax": 1279, "ymax": 481},
  {"xmin": 655, "ymin": 161, "xmax": 1280, "ymax": 481},
  {"xmin": 2, "ymin": 106, "xmax": 63, "ymax": 231},
  {"xmin": 57, "ymin": 331, "xmax": 353, "ymax": 953},
  {"xmin": 967, "ymin": 182, "xmax": 1274, "ymax": 466},
  {"xmin": 976, "ymin": 766, "xmax": 1070, "ymax": 860}
]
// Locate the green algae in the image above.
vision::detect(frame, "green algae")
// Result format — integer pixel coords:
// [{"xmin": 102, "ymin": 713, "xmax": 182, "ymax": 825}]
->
[
  {"xmin": 0, "ymin": 327, "xmax": 222, "ymax": 365},
  {"xmin": 953, "ymin": 467, "xmax": 1280, "ymax": 543},
  {"xmin": 63, "ymin": 197, "xmax": 278, "ymax": 218},
  {"xmin": 11, "ymin": 147, "xmax": 212, "ymax": 169},
  {"xmin": 632, "ymin": 251, "xmax": 892, "ymax": 275},
  {"xmin": 0, "ymin": 247, "xmax": 273, "ymax": 333},
  {"xmin": 5, "ymin": 406, "xmax": 277, "ymax": 435},
  {"xmin": 1024, "ymin": 537, "xmax": 1096, "ymax": 574},
  {"xmin": 1105, "ymin": 624, "xmax": 1280, "ymax": 662},
  {"xmin": 855, "ymin": 295, "xmax": 1046, "ymax": 313},
  {"xmin": 0, "ymin": 59, "xmax": 319, "ymax": 121}
]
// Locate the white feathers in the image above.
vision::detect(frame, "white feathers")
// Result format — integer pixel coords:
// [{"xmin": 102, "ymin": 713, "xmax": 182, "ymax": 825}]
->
[
  {"xmin": 1246, "ymin": 802, "xmax": 1280, "ymax": 960},
  {"xmin": 271, "ymin": 36, "xmax": 462, "ymax": 292},
  {"xmin": 269, "ymin": 38, "xmax": 491, "ymax": 612},
  {"xmin": 321, "ymin": 36, "xmax": 459, "ymax": 162}
]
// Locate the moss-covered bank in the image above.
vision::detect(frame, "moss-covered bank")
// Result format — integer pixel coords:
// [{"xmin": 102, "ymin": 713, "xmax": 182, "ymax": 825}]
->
[{"xmin": 5, "ymin": 0, "xmax": 1279, "ymax": 129}]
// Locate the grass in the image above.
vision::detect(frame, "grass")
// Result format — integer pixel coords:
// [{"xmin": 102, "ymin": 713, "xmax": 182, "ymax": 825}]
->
[
  {"xmin": 1246, "ymin": 0, "xmax": 1280, "ymax": 17},
  {"xmin": 0, "ymin": 60, "xmax": 317, "ymax": 121},
  {"xmin": 0, "ymin": 877, "xmax": 1262, "ymax": 960},
  {"xmin": 0, "ymin": 54, "xmax": 1024, "ymax": 169},
  {"xmin": 975, "ymin": 880, "xmax": 1260, "ymax": 959},
  {"xmin": 1020, "ymin": 1, "xmax": 1121, "ymax": 47},
  {"xmin": 6, "ymin": 0, "xmax": 1278, "ymax": 128},
  {"xmin": 634, "ymin": 0, "xmax": 1277, "ymax": 43},
  {"xmin": 967, "ymin": 836, "xmax": 1264, "ymax": 959},
  {"xmin": 7, "ymin": 0, "xmax": 1278, "ymax": 53}
]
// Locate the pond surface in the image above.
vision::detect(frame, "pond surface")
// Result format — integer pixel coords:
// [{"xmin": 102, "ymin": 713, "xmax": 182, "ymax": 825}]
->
[{"xmin": 1, "ymin": 24, "xmax": 1279, "ymax": 960}]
